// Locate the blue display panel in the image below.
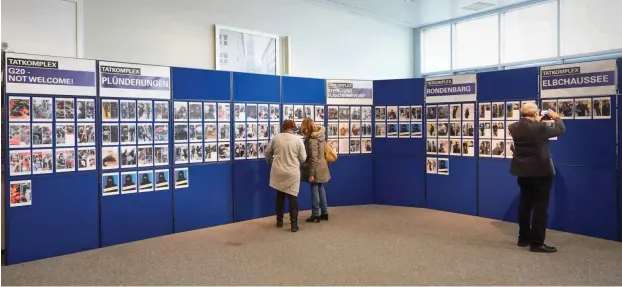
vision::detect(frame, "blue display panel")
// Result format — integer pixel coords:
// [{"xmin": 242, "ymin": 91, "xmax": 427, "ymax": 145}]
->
[
  {"xmin": 326, "ymin": 156, "xmax": 374, "ymax": 206},
  {"xmin": 374, "ymin": 156, "xmax": 425, "ymax": 207},
  {"xmin": 4, "ymin": 53, "xmax": 100, "ymax": 264}
]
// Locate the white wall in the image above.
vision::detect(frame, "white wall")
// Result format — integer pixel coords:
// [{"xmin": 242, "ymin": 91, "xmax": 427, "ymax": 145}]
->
[{"xmin": 82, "ymin": 0, "xmax": 414, "ymax": 79}]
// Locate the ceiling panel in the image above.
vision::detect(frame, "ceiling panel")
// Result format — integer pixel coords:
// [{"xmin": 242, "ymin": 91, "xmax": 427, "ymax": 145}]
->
[{"xmin": 303, "ymin": 0, "xmax": 538, "ymax": 27}]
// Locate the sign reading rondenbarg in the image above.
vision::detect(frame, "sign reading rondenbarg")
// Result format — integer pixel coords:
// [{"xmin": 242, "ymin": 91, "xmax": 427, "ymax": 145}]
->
[
  {"xmin": 5, "ymin": 53, "xmax": 97, "ymax": 96},
  {"xmin": 425, "ymin": 74, "xmax": 477, "ymax": 103},
  {"xmin": 99, "ymin": 61, "xmax": 171, "ymax": 99}
]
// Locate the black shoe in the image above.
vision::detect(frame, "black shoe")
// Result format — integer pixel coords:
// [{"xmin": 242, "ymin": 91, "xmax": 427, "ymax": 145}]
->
[
  {"xmin": 530, "ymin": 244, "xmax": 557, "ymax": 253},
  {"xmin": 320, "ymin": 214, "xmax": 329, "ymax": 221},
  {"xmin": 517, "ymin": 239, "xmax": 530, "ymax": 247},
  {"xmin": 276, "ymin": 219, "xmax": 283, "ymax": 228},
  {"xmin": 305, "ymin": 216, "xmax": 320, "ymax": 223},
  {"xmin": 291, "ymin": 210, "xmax": 299, "ymax": 232},
  {"xmin": 291, "ymin": 222, "xmax": 299, "ymax": 232}
]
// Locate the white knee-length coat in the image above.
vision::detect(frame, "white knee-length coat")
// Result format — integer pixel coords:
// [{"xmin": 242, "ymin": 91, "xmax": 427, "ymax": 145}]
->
[{"xmin": 264, "ymin": 131, "xmax": 307, "ymax": 196}]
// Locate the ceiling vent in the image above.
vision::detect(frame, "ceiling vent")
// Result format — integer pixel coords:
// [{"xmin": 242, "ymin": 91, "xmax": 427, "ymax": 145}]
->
[{"xmin": 461, "ymin": 2, "xmax": 496, "ymax": 11}]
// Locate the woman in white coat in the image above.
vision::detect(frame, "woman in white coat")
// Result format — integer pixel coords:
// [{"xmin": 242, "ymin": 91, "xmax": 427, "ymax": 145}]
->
[{"xmin": 265, "ymin": 120, "xmax": 307, "ymax": 232}]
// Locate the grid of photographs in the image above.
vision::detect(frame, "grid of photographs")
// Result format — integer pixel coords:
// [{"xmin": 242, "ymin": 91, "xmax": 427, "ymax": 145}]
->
[
  {"xmin": 233, "ymin": 102, "xmax": 279, "ymax": 160},
  {"xmin": 540, "ymin": 97, "xmax": 611, "ymax": 120},
  {"xmin": 102, "ymin": 169, "xmax": 170, "ymax": 196},
  {"xmin": 326, "ymin": 105, "xmax": 373, "ymax": 155},
  {"xmin": 375, "ymin": 105, "xmax": 423, "ymax": 140},
  {"xmin": 477, "ymin": 100, "xmax": 536, "ymax": 159},
  {"xmin": 174, "ymin": 101, "xmax": 232, "ymax": 164},
  {"xmin": 102, "ymin": 98, "xmax": 169, "ymax": 171},
  {"xmin": 425, "ymin": 102, "xmax": 476, "ymax": 158},
  {"xmin": 8, "ymin": 95, "xmax": 97, "ymax": 176},
  {"xmin": 426, "ymin": 157, "xmax": 449, "ymax": 175}
]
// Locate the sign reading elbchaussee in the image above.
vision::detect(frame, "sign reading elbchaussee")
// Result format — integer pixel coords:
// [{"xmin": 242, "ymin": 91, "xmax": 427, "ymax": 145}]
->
[
  {"xmin": 425, "ymin": 74, "xmax": 477, "ymax": 103},
  {"xmin": 99, "ymin": 61, "xmax": 171, "ymax": 99},
  {"xmin": 326, "ymin": 80, "xmax": 373, "ymax": 105},
  {"xmin": 5, "ymin": 53, "xmax": 97, "ymax": 96},
  {"xmin": 540, "ymin": 59, "xmax": 617, "ymax": 98}
]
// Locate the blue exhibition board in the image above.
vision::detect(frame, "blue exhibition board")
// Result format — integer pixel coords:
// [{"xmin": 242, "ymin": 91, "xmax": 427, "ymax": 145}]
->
[
  {"xmin": 373, "ymin": 78, "xmax": 426, "ymax": 207},
  {"xmin": 232, "ymin": 72, "xmax": 281, "ymax": 222},
  {"xmin": 476, "ymin": 67, "xmax": 539, "ymax": 222},
  {"xmin": 618, "ymin": 58, "xmax": 622, "ymax": 242},
  {"xmin": 170, "ymin": 68, "xmax": 233, "ymax": 233}
]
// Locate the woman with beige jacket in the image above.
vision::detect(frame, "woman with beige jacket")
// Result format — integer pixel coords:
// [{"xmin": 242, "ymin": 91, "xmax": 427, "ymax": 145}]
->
[
  {"xmin": 265, "ymin": 120, "xmax": 306, "ymax": 232},
  {"xmin": 300, "ymin": 118, "xmax": 331, "ymax": 223}
]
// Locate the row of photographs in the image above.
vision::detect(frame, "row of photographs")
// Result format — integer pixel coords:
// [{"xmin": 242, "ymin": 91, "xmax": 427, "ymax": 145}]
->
[
  {"xmin": 426, "ymin": 158, "xmax": 449, "ymax": 175},
  {"xmin": 375, "ymin": 105, "xmax": 424, "ymax": 121},
  {"xmin": 102, "ymin": 168, "xmax": 186, "ymax": 196},
  {"xmin": 9, "ymin": 122, "xmax": 94, "ymax": 148},
  {"xmin": 9, "ymin": 96, "xmax": 95, "ymax": 122},
  {"xmin": 326, "ymin": 122, "xmax": 374, "ymax": 138},
  {"xmin": 227, "ymin": 103, "xmax": 281, "ymax": 122},
  {"xmin": 425, "ymin": 138, "xmax": 517, "ymax": 159},
  {"xmin": 426, "ymin": 103, "xmax": 477, "ymax": 121},
  {"xmin": 101, "ymin": 99, "xmax": 168, "ymax": 122},
  {"xmin": 375, "ymin": 122, "xmax": 423, "ymax": 138},
  {"xmin": 326, "ymin": 106, "xmax": 372, "ymax": 122},
  {"xmin": 9, "ymin": 148, "xmax": 96, "ymax": 176},
  {"xmin": 540, "ymin": 97, "xmax": 611, "ymax": 119}
]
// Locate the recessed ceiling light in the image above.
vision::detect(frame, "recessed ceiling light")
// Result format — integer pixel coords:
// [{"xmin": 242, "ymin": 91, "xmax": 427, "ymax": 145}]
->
[{"xmin": 462, "ymin": 2, "xmax": 496, "ymax": 11}]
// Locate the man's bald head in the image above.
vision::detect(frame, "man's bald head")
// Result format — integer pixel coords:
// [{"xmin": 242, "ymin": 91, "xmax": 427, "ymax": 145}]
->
[{"xmin": 521, "ymin": 103, "xmax": 538, "ymax": 118}]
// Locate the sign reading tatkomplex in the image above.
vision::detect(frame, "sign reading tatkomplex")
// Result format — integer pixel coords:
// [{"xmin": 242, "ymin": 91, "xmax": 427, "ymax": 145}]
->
[
  {"xmin": 326, "ymin": 80, "xmax": 373, "ymax": 105},
  {"xmin": 425, "ymin": 74, "xmax": 477, "ymax": 103},
  {"xmin": 5, "ymin": 53, "xmax": 97, "ymax": 96},
  {"xmin": 99, "ymin": 61, "xmax": 171, "ymax": 99},
  {"xmin": 540, "ymin": 59, "xmax": 617, "ymax": 98}
]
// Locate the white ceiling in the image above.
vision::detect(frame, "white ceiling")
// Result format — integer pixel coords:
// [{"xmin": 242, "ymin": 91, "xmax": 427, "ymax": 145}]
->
[{"xmin": 303, "ymin": 0, "xmax": 537, "ymax": 27}]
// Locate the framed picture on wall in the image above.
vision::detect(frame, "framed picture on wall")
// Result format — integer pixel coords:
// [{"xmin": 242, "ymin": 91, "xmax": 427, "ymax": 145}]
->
[{"xmin": 214, "ymin": 25, "xmax": 279, "ymax": 75}]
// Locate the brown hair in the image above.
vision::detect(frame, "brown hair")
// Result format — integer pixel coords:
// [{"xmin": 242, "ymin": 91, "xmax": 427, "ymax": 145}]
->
[
  {"xmin": 282, "ymin": 119, "xmax": 296, "ymax": 131},
  {"xmin": 300, "ymin": 118, "xmax": 315, "ymax": 136}
]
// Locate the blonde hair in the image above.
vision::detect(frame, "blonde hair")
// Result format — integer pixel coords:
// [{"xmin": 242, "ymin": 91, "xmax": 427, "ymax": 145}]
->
[{"xmin": 301, "ymin": 118, "xmax": 315, "ymax": 136}]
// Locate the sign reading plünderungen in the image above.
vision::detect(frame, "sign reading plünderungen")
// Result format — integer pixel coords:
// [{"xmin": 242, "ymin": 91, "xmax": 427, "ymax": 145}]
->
[
  {"xmin": 5, "ymin": 53, "xmax": 97, "ymax": 96},
  {"xmin": 540, "ymin": 59, "xmax": 617, "ymax": 98},
  {"xmin": 425, "ymin": 74, "xmax": 477, "ymax": 103},
  {"xmin": 99, "ymin": 61, "xmax": 171, "ymax": 99},
  {"xmin": 326, "ymin": 80, "xmax": 373, "ymax": 105}
]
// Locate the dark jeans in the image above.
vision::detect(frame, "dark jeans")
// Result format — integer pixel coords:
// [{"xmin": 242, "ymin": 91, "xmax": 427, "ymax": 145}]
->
[
  {"xmin": 276, "ymin": 190, "xmax": 298, "ymax": 221},
  {"xmin": 517, "ymin": 176, "xmax": 553, "ymax": 246}
]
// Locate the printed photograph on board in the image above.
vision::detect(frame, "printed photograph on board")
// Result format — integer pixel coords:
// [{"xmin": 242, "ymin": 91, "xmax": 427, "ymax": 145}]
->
[
  {"xmin": 204, "ymin": 123, "xmax": 218, "ymax": 142},
  {"xmin": 154, "ymin": 169, "xmax": 170, "ymax": 191},
  {"xmin": 327, "ymin": 123, "xmax": 339, "ymax": 138},
  {"xmin": 294, "ymin": 105, "xmax": 305, "ymax": 120},
  {"xmin": 102, "ymin": 173, "xmax": 120, "ymax": 196},
  {"xmin": 338, "ymin": 106, "xmax": 350, "ymax": 121},
  {"xmin": 55, "ymin": 98, "xmax": 75, "ymax": 121},
  {"xmin": 411, "ymin": 106, "xmax": 423, "ymax": 121},
  {"xmin": 137, "ymin": 123, "xmax": 154, "ymax": 144},
  {"xmin": 137, "ymin": 100, "xmax": 153, "ymax": 121},
  {"xmin": 349, "ymin": 139, "xmax": 361, "ymax": 153},
  {"xmin": 327, "ymin": 140, "xmax": 338, "ymax": 154},
  {"xmin": 375, "ymin": 123, "xmax": 386, "ymax": 137},
  {"xmin": 120, "ymin": 100, "xmax": 137, "ymax": 122},
  {"xmin": 505, "ymin": 140, "xmax": 515, "ymax": 158},
  {"xmin": 339, "ymin": 123, "xmax": 350, "ymax": 138},
  {"xmin": 137, "ymin": 146, "xmax": 154, "ymax": 167},
  {"xmin": 258, "ymin": 141, "xmax": 268, "ymax": 158},
  {"xmin": 558, "ymin": 99, "xmax": 574, "ymax": 119},
  {"xmin": 32, "ymin": 123, "xmax": 53, "ymax": 148},
  {"xmin": 327, "ymin": 106, "xmax": 338, "ymax": 121},
  {"xmin": 541, "ymin": 99, "xmax": 558, "ymax": 113},
  {"xmin": 426, "ymin": 122, "xmax": 437, "ymax": 137},
  {"xmin": 479, "ymin": 122, "xmax": 491, "ymax": 138},
  {"xmin": 338, "ymin": 139, "xmax": 349, "ymax": 154},
  {"xmin": 506, "ymin": 102, "xmax": 520, "ymax": 120},
  {"xmin": 9, "ymin": 150, "xmax": 32, "ymax": 176},
  {"xmin": 398, "ymin": 106, "xmax": 411, "ymax": 121},
  {"xmin": 375, "ymin": 106, "xmax": 386, "ymax": 120},
  {"xmin": 102, "ymin": 147, "xmax": 119, "ymax": 169},
  {"xmin": 387, "ymin": 106, "xmax": 398, "ymax": 121},
  {"xmin": 350, "ymin": 106, "xmax": 362, "ymax": 121},
  {"xmin": 426, "ymin": 157, "xmax": 437, "ymax": 174},
  {"xmin": 492, "ymin": 102, "xmax": 505, "ymax": 120},
  {"xmin": 175, "ymin": 168, "xmax": 189, "ymax": 189},
  {"xmin": 426, "ymin": 140, "xmax": 437, "ymax": 155},
  {"xmin": 462, "ymin": 122, "xmax": 475, "ymax": 138},
  {"xmin": 462, "ymin": 103, "xmax": 474, "ymax": 120},
  {"xmin": 450, "ymin": 104, "xmax": 461, "ymax": 121},
  {"xmin": 189, "ymin": 143, "xmax": 203, "ymax": 163},
  {"xmin": 154, "ymin": 145, "xmax": 169, "ymax": 165},
  {"xmin": 450, "ymin": 139, "xmax": 461, "ymax": 156},
  {"xmin": 188, "ymin": 102, "xmax": 203, "ymax": 121},
  {"xmin": 257, "ymin": 104, "xmax": 269, "ymax": 121},
  {"xmin": 234, "ymin": 123, "xmax": 247, "ymax": 140},
  {"xmin": 411, "ymin": 123, "xmax": 422, "ymax": 137},
  {"xmin": 438, "ymin": 158, "xmax": 449, "ymax": 175},
  {"xmin": 175, "ymin": 144, "xmax": 189, "ymax": 164},
  {"xmin": 174, "ymin": 124, "xmax": 189, "ymax": 142},
  {"xmin": 284, "ymin": 105, "xmax": 295, "ymax": 120},
  {"xmin": 10, "ymin": 180, "xmax": 32, "ymax": 207},
  {"xmin": 174, "ymin": 101, "xmax": 188, "ymax": 121},
  {"xmin": 77, "ymin": 147, "xmax": 97, "ymax": 171},
  {"xmin": 387, "ymin": 123, "xmax": 399, "ymax": 138},
  {"xmin": 398, "ymin": 123, "xmax": 410, "ymax": 138},
  {"xmin": 479, "ymin": 140, "xmax": 492, "ymax": 156},
  {"xmin": 492, "ymin": 140, "xmax": 506, "ymax": 158},
  {"xmin": 438, "ymin": 139, "xmax": 449, "ymax": 155},
  {"xmin": 218, "ymin": 143, "xmax": 230, "ymax": 161},
  {"xmin": 574, "ymin": 98, "xmax": 591, "ymax": 119},
  {"xmin": 120, "ymin": 146, "xmax": 137, "ymax": 168},
  {"xmin": 9, "ymin": 96, "xmax": 31, "ymax": 122},
  {"xmin": 234, "ymin": 104, "xmax": 247, "ymax": 121},
  {"xmin": 55, "ymin": 148, "xmax": 75, "ymax": 172},
  {"xmin": 269, "ymin": 104, "xmax": 280, "ymax": 121},
  {"xmin": 204, "ymin": 143, "xmax": 218, "ymax": 162},
  {"xmin": 437, "ymin": 123, "xmax": 449, "ymax": 137},
  {"xmin": 247, "ymin": 123, "xmax": 258, "ymax": 140},
  {"xmin": 449, "ymin": 123, "xmax": 461, "ymax": 138},
  {"xmin": 258, "ymin": 123, "xmax": 269, "ymax": 140},
  {"xmin": 120, "ymin": 124, "xmax": 137, "ymax": 145},
  {"xmin": 361, "ymin": 106, "xmax": 372, "ymax": 121},
  {"xmin": 506, "ymin": 121, "xmax": 516, "ymax": 139},
  {"xmin": 218, "ymin": 103, "xmax": 231, "ymax": 121},
  {"xmin": 121, "ymin": 172, "xmax": 138, "ymax": 194},
  {"xmin": 234, "ymin": 142, "xmax": 246, "ymax": 160},
  {"xmin": 9, "ymin": 123, "xmax": 31, "ymax": 148},
  {"xmin": 102, "ymin": 99, "xmax": 119, "ymax": 121},
  {"xmin": 462, "ymin": 140, "xmax": 475, "ymax": 157},
  {"xmin": 304, "ymin": 105, "xmax": 314, "ymax": 120},
  {"xmin": 32, "ymin": 149, "xmax": 54, "ymax": 174},
  {"xmin": 77, "ymin": 99, "xmax": 95, "ymax": 121},
  {"xmin": 102, "ymin": 123, "xmax": 119, "ymax": 146},
  {"xmin": 426, "ymin": 106, "xmax": 437, "ymax": 120},
  {"xmin": 189, "ymin": 123, "xmax": 203, "ymax": 142},
  {"xmin": 139, "ymin": 171, "xmax": 154, "ymax": 192},
  {"xmin": 155, "ymin": 101, "xmax": 169, "ymax": 121},
  {"xmin": 479, "ymin": 103, "xmax": 491, "ymax": 120},
  {"xmin": 246, "ymin": 104, "xmax": 258, "ymax": 121},
  {"xmin": 77, "ymin": 123, "xmax": 96, "ymax": 146},
  {"xmin": 32, "ymin": 97, "xmax": 53, "ymax": 121},
  {"xmin": 351, "ymin": 123, "xmax": 361, "ymax": 137},
  {"xmin": 204, "ymin": 103, "xmax": 217, "ymax": 121},
  {"xmin": 437, "ymin": 105, "xmax": 449, "ymax": 120},
  {"xmin": 361, "ymin": 122, "xmax": 373, "ymax": 137},
  {"xmin": 55, "ymin": 124, "xmax": 75, "ymax": 147},
  {"xmin": 247, "ymin": 142, "xmax": 258, "ymax": 159},
  {"xmin": 593, "ymin": 97, "xmax": 612, "ymax": 119},
  {"xmin": 492, "ymin": 122, "xmax": 505, "ymax": 139},
  {"xmin": 362, "ymin": 139, "xmax": 372, "ymax": 154},
  {"xmin": 219, "ymin": 123, "xmax": 231, "ymax": 141}
]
